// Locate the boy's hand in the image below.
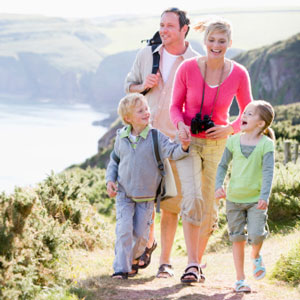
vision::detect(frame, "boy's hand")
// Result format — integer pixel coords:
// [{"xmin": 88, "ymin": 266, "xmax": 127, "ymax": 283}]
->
[
  {"xmin": 107, "ymin": 181, "xmax": 117, "ymax": 197},
  {"xmin": 215, "ymin": 187, "xmax": 226, "ymax": 199},
  {"xmin": 257, "ymin": 199, "xmax": 268, "ymax": 210}
]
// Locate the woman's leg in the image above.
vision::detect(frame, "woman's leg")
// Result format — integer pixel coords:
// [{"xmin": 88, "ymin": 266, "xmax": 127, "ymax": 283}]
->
[
  {"xmin": 198, "ymin": 139, "xmax": 227, "ymax": 262},
  {"xmin": 182, "ymin": 220, "xmax": 200, "ymax": 264}
]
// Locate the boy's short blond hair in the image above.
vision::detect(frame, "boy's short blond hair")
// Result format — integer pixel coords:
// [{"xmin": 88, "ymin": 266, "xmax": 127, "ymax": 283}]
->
[{"xmin": 118, "ymin": 93, "xmax": 148, "ymax": 125}]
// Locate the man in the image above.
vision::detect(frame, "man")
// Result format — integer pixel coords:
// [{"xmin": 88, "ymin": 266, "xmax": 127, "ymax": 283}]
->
[{"xmin": 124, "ymin": 7, "xmax": 199, "ymax": 278}]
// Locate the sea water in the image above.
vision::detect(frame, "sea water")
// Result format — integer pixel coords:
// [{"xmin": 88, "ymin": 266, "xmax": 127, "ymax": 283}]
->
[{"xmin": 0, "ymin": 99, "xmax": 108, "ymax": 194}]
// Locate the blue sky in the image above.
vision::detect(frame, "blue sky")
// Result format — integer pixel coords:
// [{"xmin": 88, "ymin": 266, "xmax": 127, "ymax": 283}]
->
[{"xmin": 1, "ymin": 0, "xmax": 299, "ymax": 18}]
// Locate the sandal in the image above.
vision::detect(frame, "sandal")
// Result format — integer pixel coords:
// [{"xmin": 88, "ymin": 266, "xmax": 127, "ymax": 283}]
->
[
  {"xmin": 128, "ymin": 263, "xmax": 139, "ymax": 278},
  {"xmin": 138, "ymin": 240, "xmax": 157, "ymax": 269},
  {"xmin": 111, "ymin": 272, "xmax": 128, "ymax": 279},
  {"xmin": 252, "ymin": 255, "xmax": 266, "ymax": 280},
  {"xmin": 180, "ymin": 265, "xmax": 205, "ymax": 284},
  {"xmin": 234, "ymin": 279, "xmax": 251, "ymax": 293},
  {"xmin": 156, "ymin": 264, "xmax": 174, "ymax": 278}
]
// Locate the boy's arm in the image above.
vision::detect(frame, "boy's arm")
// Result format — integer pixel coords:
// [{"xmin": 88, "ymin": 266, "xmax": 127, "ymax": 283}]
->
[
  {"xmin": 215, "ymin": 147, "xmax": 232, "ymax": 190},
  {"xmin": 105, "ymin": 137, "xmax": 120, "ymax": 185},
  {"xmin": 158, "ymin": 131, "xmax": 189, "ymax": 161}
]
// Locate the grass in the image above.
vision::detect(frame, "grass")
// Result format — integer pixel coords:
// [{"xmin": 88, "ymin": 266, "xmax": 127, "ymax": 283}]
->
[{"xmin": 41, "ymin": 216, "xmax": 300, "ymax": 300}]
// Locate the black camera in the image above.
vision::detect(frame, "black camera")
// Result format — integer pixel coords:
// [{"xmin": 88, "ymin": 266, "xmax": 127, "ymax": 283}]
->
[{"xmin": 191, "ymin": 114, "xmax": 215, "ymax": 134}]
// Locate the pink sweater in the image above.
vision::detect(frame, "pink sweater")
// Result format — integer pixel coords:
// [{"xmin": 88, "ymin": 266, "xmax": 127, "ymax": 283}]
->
[{"xmin": 170, "ymin": 58, "xmax": 253, "ymax": 138}]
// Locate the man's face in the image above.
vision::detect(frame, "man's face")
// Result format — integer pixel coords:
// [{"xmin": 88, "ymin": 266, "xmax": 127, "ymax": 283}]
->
[{"xmin": 159, "ymin": 12, "xmax": 185, "ymax": 46}]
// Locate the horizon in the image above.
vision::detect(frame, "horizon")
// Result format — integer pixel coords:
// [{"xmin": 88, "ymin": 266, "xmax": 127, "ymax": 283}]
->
[{"xmin": 1, "ymin": 0, "xmax": 300, "ymax": 18}]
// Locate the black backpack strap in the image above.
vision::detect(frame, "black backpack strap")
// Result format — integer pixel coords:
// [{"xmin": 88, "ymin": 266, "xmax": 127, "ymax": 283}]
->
[
  {"xmin": 151, "ymin": 129, "xmax": 165, "ymax": 213},
  {"xmin": 141, "ymin": 46, "xmax": 161, "ymax": 96},
  {"xmin": 111, "ymin": 150, "xmax": 120, "ymax": 164},
  {"xmin": 151, "ymin": 47, "xmax": 160, "ymax": 74}
]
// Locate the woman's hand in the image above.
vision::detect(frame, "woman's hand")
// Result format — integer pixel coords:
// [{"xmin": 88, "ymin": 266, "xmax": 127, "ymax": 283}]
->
[
  {"xmin": 215, "ymin": 187, "xmax": 226, "ymax": 199},
  {"xmin": 177, "ymin": 121, "xmax": 191, "ymax": 143},
  {"xmin": 205, "ymin": 124, "xmax": 234, "ymax": 139},
  {"xmin": 107, "ymin": 181, "xmax": 117, "ymax": 197}
]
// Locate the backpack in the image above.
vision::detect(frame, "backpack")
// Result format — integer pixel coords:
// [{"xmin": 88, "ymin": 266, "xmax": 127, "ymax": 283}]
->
[
  {"xmin": 111, "ymin": 128, "xmax": 177, "ymax": 212},
  {"xmin": 140, "ymin": 31, "xmax": 161, "ymax": 95}
]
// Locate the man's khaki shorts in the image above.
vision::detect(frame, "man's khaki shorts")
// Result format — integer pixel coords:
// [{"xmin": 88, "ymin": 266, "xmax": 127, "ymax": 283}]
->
[
  {"xmin": 159, "ymin": 159, "xmax": 182, "ymax": 214},
  {"xmin": 175, "ymin": 137, "xmax": 226, "ymax": 236}
]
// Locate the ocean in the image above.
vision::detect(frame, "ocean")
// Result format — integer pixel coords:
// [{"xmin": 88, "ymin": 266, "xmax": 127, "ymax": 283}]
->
[{"xmin": 0, "ymin": 99, "xmax": 108, "ymax": 194}]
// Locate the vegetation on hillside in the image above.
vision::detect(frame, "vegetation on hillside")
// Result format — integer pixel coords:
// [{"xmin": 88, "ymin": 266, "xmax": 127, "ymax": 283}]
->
[{"xmin": 1, "ymin": 102, "xmax": 300, "ymax": 298}]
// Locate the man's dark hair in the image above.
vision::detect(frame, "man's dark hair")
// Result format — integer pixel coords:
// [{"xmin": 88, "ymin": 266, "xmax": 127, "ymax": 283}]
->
[{"xmin": 161, "ymin": 7, "xmax": 190, "ymax": 37}]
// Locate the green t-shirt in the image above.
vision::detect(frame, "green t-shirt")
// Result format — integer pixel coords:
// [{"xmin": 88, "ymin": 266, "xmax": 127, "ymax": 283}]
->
[{"xmin": 226, "ymin": 133, "xmax": 275, "ymax": 203}]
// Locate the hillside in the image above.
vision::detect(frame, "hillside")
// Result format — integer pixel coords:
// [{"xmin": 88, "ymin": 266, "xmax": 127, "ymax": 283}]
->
[
  {"xmin": 234, "ymin": 32, "xmax": 300, "ymax": 105},
  {"xmin": 0, "ymin": 9, "xmax": 299, "ymax": 106}
]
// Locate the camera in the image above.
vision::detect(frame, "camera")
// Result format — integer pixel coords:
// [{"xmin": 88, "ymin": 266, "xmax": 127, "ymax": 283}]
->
[{"xmin": 191, "ymin": 114, "xmax": 215, "ymax": 134}]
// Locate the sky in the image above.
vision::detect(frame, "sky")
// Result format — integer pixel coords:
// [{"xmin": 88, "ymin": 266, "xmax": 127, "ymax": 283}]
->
[{"xmin": 1, "ymin": 0, "xmax": 299, "ymax": 18}]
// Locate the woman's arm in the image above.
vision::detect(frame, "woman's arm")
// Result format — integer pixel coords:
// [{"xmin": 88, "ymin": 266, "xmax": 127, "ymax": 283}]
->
[
  {"xmin": 230, "ymin": 66, "xmax": 253, "ymax": 133},
  {"xmin": 170, "ymin": 62, "xmax": 188, "ymax": 129}
]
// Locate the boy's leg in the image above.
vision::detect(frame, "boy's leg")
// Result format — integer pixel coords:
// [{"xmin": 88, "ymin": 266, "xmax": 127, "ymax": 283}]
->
[
  {"xmin": 113, "ymin": 193, "xmax": 135, "ymax": 274},
  {"xmin": 132, "ymin": 201, "xmax": 155, "ymax": 260},
  {"xmin": 146, "ymin": 209, "xmax": 155, "ymax": 249}
]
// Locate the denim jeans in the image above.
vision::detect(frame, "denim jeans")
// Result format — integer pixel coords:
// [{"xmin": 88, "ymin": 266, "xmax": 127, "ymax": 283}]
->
[{"xmin": 113, "ymin": 191, "xmax": 154, "ymax": 273}]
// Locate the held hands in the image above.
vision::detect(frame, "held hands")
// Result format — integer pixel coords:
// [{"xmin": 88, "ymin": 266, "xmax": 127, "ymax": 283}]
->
[
  {"xmin": 257, "ymin": 199, "xmax": 268, "ymax": 210},
  {"xmin": 215, "ymin": 187, "xmax": 226, "ymax": 199},
  {"xmin": 143, "ymin": 73, "xmax": 160, "ymax": 90},
  {"xmin": 106, "ymin": 181, "xmax": 117, "ymax": 198},
  {"xmin": 205, "ymin": 125, "xmax": 234, "ymax": 139},
  {"xmin": 178, "ymin": 121, "xmax": 191, "ymax": 151}
]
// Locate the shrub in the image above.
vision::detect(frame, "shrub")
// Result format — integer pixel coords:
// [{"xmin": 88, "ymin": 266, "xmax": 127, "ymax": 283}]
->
[
  {"xmin": 270, "ymin": 238, "xmax": 300, "ymax": 286},
  {"xmin": 0, "ymin": 169, "xmax": 114, "ymax": 299},
  {"xmin": 268, "ymin": 162, "xmax": 300, "ymax": 223}
]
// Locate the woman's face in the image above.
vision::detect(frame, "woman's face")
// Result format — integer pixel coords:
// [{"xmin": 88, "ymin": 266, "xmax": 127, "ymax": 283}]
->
[{"xmin": 205, "ymin": 31, "xmax": 232, "ymax": 59}]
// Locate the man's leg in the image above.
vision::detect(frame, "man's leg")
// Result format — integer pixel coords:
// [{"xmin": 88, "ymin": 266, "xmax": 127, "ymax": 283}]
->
[{"xmin": 159, "ymin": 209, "xmax": 178, "ymax": 265}]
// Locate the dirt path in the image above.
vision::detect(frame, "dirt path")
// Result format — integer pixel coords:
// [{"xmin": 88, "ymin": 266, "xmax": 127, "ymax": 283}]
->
[{"xmin": 69, "ymin": 230, "xmax": 300, "ymax": 300}]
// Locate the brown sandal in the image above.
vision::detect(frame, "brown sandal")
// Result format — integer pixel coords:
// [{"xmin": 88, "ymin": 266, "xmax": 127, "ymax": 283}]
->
[
  {"xmin": 128, "ymin": 263, "xmax": 139, "ymax": 277},
  {"xmin": 138, "ymin": 240, "xmax": 157, "ymax": 269}
]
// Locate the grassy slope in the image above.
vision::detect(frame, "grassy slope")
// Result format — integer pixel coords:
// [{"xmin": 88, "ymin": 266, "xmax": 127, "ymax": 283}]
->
[{"xmin": 61, "ymin": 222, "xmax": 300, "ymax": 300}]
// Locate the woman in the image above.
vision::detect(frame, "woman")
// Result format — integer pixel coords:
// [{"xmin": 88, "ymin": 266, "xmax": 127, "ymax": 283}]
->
[{"xmin": 170, "ymin": 17, "xmax": 253, "ymax": 283}]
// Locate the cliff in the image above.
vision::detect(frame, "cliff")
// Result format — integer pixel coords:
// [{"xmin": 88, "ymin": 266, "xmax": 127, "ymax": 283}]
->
[{"xmin": 234, "ymin": 33, "xmax": 300, "ymax": 105}]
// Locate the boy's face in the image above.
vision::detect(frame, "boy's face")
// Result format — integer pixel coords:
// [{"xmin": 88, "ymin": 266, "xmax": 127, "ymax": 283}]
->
[{"xmin": 125, "ymin": 100, "xmax": 150, "ymax": 129}]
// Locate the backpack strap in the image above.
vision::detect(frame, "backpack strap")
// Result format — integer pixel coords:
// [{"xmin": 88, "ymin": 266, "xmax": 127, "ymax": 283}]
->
[
  {"xmin": 151, "ymin": 129, "xmax": 165, "ymax": 213},
  {"xmin": 141, "ymin": 47, "xmax": 161, "ymax": 96},
  {"xmin": 111, "ymin": 150, "xmax": 120, "ymax": 164}
]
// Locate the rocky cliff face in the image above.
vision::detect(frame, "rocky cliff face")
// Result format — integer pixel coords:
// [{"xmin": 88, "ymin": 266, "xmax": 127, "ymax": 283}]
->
[{"xmin": 234, "ymin": 33, "xmax": 300, "ymax": 104}]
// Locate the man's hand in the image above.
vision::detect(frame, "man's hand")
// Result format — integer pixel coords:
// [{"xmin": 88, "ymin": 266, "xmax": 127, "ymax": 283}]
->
[
  {"xmin": 143, "ymin": 73, "xmax": 160, "ymax": 90},
  {"xmin": 215, "ymin": 187, "xmax": 226, "ymax": 199},
  {"xmin": 107, "ymin": 181, "xmax": 117, "ymax": 197}
]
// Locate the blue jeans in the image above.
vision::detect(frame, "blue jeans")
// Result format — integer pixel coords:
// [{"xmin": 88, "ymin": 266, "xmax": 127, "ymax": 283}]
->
[{"xmin": 113, "ymin": 191, "xmax": 154, "ymax": 273}]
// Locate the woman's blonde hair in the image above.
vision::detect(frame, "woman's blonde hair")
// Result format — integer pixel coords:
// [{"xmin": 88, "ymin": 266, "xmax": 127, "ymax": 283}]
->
[
  {"xmin": 194, "ymin": 16, "xmax": 232, "ymax": 42},
  {"xmin": 253, "ymin": 100, "xmax": 276, "ymax": 140},
  {"xmin": 118, "ymin": 93, "xmax": 148, "ymax": 125}
]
